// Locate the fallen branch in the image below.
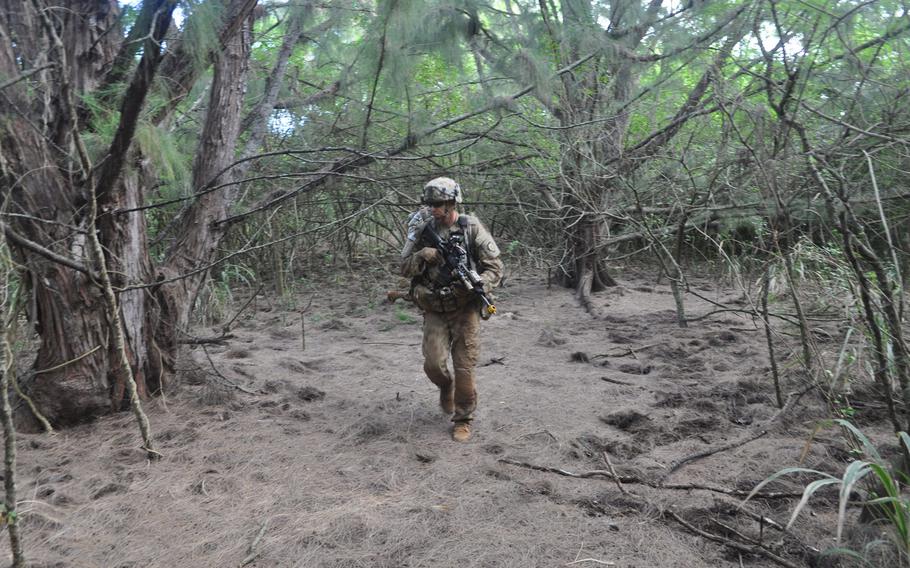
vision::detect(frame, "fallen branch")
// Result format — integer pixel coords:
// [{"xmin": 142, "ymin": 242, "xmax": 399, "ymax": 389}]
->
[
  {"xmin": 661, "ymin": 385, "xmax": 814, "ymax": 482},
  {"xmin": 593, "ymin": 344, "xmax": 659, "ymax": 359},
  {"xmin": 600, "ymin": 376, "xmax": 634, "ymax": 386},
  {"xmin": 662, "ymin": 430, "xmax": 769, "ymax": 480},
  {"xmin": 500, "ymin": 453, "xmax": 813, "ymax": 568},
  {"xmin": 480, "ymin": 356, "xmax": 506, "ymax": 367},
  {"xmin": 498, "ymin": 458, "xmax": 638, "ymax": 483},
  {"xmin": 221, "ymin": 284, "xmax": 264, "ymax": 333},
  {"xmin": 665, "ymin": 509, "xmax": 804, "ymax": 568},
  {"xmin": 497, "ymin": 459, "xmax": 801, "ymax": 499},
  {"xmin": 200, "ymin": 346, "xmax": 259, "ymax": 396},
  {"xmin": 179, "ymin": 334, "xmax": 236, "ymax": 346}
]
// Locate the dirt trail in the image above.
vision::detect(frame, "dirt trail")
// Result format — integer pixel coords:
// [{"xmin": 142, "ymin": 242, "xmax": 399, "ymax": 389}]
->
[{"xmin": 6, "ymin": 270, "xmax": 861, "ymax": 567}]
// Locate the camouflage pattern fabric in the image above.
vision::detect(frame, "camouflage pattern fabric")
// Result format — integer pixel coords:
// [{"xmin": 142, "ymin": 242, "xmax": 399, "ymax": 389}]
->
[
  {"xmin": 400, "ymin": 214, "xmax": 503, "ymax": 313},
  {"xmin": 422, "ymin": 176, "xmax": 463, "ymax": 204},
  {"xmin": 422, "ymin": 308, "xmax": 480, "ymax": 422},
  {"xmin": 400, "ymin": 213, "xmax": 503, "ymax": 424}
]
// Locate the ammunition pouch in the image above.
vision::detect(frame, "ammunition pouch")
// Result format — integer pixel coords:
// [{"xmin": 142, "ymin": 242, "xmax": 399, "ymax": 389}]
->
[{"xmin": 413, "ymin": 283, "xmax": 473, "ymax": 313}]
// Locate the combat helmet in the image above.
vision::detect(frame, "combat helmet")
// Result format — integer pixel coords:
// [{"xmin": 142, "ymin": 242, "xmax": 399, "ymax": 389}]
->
[{"xmin": 422, "ymin": 177, "xmax": 463, "ymax": 204}]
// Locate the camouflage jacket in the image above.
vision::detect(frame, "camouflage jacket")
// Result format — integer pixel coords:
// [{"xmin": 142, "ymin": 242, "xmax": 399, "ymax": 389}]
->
[{"xmin": 400, "ymin": 214, "xmax": 504, "ymax": 312}]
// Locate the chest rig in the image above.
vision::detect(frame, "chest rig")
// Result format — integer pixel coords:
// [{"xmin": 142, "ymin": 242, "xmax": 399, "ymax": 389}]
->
[
  {"xmin": 412, "ymin": 216, "xmax": 476, "ymax": 312},
  {"xmin": 431, "ymin": 216, "xmax": 474, "ymax": 287}
]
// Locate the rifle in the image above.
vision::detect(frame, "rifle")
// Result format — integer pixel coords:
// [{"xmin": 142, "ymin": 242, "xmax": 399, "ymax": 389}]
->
[{"xmin": 423, "ymin": 223, "xmax": 497, "ymax": 319}]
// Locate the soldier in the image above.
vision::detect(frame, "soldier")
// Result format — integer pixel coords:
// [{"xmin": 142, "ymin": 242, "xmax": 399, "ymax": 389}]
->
[{"xmin": 400, "ymin": 177, "xmax": 504, "ymax": 442}]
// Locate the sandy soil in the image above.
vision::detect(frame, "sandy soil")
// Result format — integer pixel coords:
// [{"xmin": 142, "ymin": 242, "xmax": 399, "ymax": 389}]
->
[{"xmin": 3, "ymin": 267, "xmax": 889, "ymax": 567}]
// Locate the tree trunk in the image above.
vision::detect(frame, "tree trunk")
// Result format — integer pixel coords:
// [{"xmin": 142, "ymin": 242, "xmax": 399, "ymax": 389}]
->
[
  {"xmin": 1, "ymin": 0, "xmax": 255, "ymax": 427},
  {"xmin": 101, "ymin": 170, "xmax": 163, "ymax": 406},
  {"xmin": 0, "ymin": 1, "xmax": 127, "ymax": 425},
  {"xmin": 156, "ymin": 4, "xmax": 252, "ymax": 353},
  {"xmin": 548, "ymin": 0, "xmax": 647, "ymax": 303}
]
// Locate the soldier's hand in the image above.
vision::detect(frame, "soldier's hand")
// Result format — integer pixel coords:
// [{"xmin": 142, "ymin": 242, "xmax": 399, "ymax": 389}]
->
[{"xmin": 416, "ymin": 247, "xmax": 440, "ymax": 264}]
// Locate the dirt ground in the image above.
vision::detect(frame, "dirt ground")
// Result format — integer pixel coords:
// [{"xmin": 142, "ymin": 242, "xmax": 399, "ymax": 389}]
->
[{"xmin": 3, "ymin": 265, "xmax": 893, "ymax": 567}]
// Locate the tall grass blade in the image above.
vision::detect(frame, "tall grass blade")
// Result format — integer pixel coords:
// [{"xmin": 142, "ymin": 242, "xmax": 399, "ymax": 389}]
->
[
  {"xmin": 836, "ymin": 419, "xmax": 883, "ymax": 462},
  {"xmin": 838, "ymin": 460, "xmax": 872, "ymax": 543}
]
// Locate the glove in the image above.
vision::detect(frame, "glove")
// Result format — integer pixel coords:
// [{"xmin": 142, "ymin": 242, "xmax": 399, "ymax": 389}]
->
[
  {"xmin": 406, "ymin": 207, "xmax": 432, "ymax": 241},
  {"xmin": 416, "ymin": 247, "xmax": 440, "ymax": 264}
]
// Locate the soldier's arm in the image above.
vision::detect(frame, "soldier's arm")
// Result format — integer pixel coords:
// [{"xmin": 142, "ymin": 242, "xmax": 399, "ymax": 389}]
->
[
  {"xmin": 400, "ymin": 237, "xmax": 430, "ymax": 278},
  {"xmin": 473, "ymin": 222, "xmax": 504, "ymax": 291}
]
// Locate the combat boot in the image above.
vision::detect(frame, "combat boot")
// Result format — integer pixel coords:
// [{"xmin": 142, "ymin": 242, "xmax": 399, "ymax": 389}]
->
[
  {"xmin": 452, "ymin": 422, "xmax": 471, "ymax": 442},
  {"xmin": 439, "ymin": 383, "xmax": 455, "ymax": 415}
]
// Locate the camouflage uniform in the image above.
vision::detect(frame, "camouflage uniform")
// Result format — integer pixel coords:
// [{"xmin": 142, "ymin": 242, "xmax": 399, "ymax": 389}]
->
[{"xmin": 400, "ymin": 212, "xmax": 503, "ymax": 425}]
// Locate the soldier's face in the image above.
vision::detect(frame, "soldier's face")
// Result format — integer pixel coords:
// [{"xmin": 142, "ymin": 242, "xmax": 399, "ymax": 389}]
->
[{"xmin": 428, "ymin": 201, "xmax": 455, "ymax": 221}]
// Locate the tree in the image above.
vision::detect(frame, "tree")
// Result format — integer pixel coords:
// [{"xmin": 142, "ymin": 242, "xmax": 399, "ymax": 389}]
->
[
  {"xmin": 0, "ymin": 0, "xmax": 257, "ymax": 425},
  {"xmin": 3, "ymin": 0, "xmax": 909, "ymax": 428}
]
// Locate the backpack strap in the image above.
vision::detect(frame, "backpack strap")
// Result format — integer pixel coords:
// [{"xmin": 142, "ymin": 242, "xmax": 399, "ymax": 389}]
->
[{"xmin": 457, "ymin": 215, "xmax": 474, "ymax": 271}]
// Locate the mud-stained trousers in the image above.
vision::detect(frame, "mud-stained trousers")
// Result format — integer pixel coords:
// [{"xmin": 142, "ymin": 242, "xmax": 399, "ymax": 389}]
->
[{"xmin": 422, "ymin": 305, "xmax": 481, "ymax": 423}]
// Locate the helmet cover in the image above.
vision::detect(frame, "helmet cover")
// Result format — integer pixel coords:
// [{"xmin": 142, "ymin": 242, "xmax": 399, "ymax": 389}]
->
[{"xmin": 422, "ymin": 177, "xmax": 462, "ymax": 204}]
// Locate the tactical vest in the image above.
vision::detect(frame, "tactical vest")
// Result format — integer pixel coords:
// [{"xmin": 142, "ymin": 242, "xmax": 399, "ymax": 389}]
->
[{"xmin": 411, "ymin": 216, "xmax": 477, "ymax": 313}]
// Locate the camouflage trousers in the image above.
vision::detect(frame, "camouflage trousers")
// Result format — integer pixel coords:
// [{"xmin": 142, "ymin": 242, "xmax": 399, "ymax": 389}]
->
[{"xmin": 422, "ymin": 306, "xmax": 481, "ymax": 423}]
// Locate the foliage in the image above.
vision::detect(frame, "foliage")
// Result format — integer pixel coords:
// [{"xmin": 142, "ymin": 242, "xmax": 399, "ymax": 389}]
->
[
  {"xmin": 394, "ymin": 305, "xmax": 415, "ymax": 324},
  {"xmin": 196, "ymin": 263, "xmax": 256, "ymax": 326},
  {"xmin": 744, "ymin": 420, "xmax": 910, "ymax": 565}
]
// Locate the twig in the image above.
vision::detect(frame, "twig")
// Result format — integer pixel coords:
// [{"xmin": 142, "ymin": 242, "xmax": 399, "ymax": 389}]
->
[
  {"xmin": 498, "ymin": 458, "xmax": 638, "ymax": 483},
  {"xmin": 761, "ymin": 267, "xmax": 783, "ymax": 408},
  {"xmin": 221, "ymin": 284, "xmax": 264, "ymax": 333},
  {"xmin": 0, "ymin": 63, "xmax": 54, "ymax": 91},
  {"xmin": 662, "ymin": 484, "xmax": 801, "ymax": 499},
  {"xmin": 600, "ymin": 376, "xmax": 634, "ymax": 386},
  {"xmin": 479, "ymin": 356, "xmax": 506, "ymax": 367},
  {"xmin": 1, "ymin": 222, "xmax": 97, "ymax": 278},
  {"xmin": 661, "ymin": 385, "xmax": 814, "ymax": 482},
  {"xmin": 602, "ymin": 451, "xmax": 628, "ymax": 495},
  {"xmin": 0, "ymin": 227, "xmax": 26, "ymax": 566},
  {"xmin": 239, "ymin": 519, "xmax": 269, "ymax": 567},
  {"xmin": 503, "ymin": 451, "xmax": 810, "ymax": 568},
  {"xmin": 10, "ymin": 374, "xmax": 52, "ymax": 433},
  {"xmin": 735, "ymin": 507, "xmax": 785, "ymax": 533},
  {"xmin": 200, "ymin": 346, "xmax": 259, "ymax": 395},
  {"xmin": 497, "ymin": 459, "xmax": 801, "ymax": 499},
  {"xmin": 179, "ymin": 334, "xmax": 236, "ymax": 346},
  {"xmin": 594, "ymin": 344, "xmax": 659, "ymax": 359},
  {"xmin": 712, "ymin": 518, "xmax": 760, "ymax": 545},
  {"xmin": 665, "ymin": 510, "xmax": 803, "ymax": 568},
  {"xmin": 565, "ymin": 559, "xmax": 615, "ymax": 566},
  {"xmin": 731, "ymin": 508, "xmax": 821, "ymax": 555},
  {"xmin": 300, "ymin": 294, "xmax": 314, "ymax": 352},
  {"xmin": 32, "ymin": 345, "xmax": 102, "ymax": 375},
  {"xmin": 662, "ymin": 431, "xmax": 769, "ymax": 480}
]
